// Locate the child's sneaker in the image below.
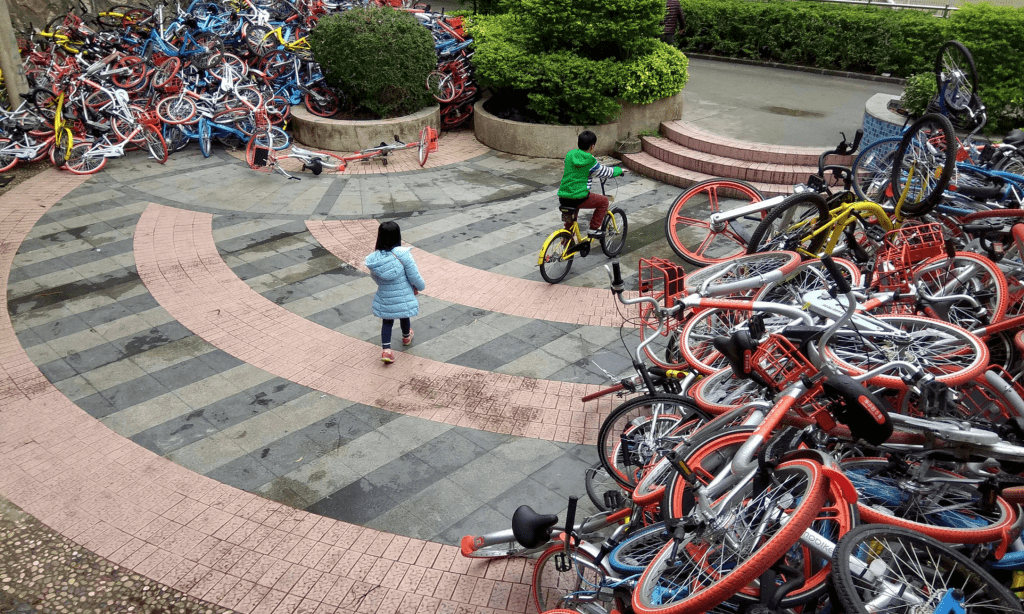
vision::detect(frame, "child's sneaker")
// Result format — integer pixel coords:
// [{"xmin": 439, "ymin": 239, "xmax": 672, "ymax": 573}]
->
[
  {"xmin": 587, "ymin": 229, "xmax": 604, "ymax": 239},
  {"xmin": 381, "ymin": 349, "xmax": 395, "ymax": 364},
  {"xmin": 403, "ymin": 329, "xmax": 414, "ymax": 346}
]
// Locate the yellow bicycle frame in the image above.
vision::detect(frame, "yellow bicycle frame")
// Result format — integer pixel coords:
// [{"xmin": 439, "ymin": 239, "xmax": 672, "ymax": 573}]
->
[
  {"xmin": 261, "ymin": 26, "xmax": 310, "ymax": 53},
  {"xmin": 537, "ymin": 208, "xmax": 620, "ymax": 265}
]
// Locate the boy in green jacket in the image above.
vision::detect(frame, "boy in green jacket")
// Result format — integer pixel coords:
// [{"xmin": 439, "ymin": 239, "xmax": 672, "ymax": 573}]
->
[{"xmin": 557, "ymin": 130, "xmax": 626, "ymax": 238}]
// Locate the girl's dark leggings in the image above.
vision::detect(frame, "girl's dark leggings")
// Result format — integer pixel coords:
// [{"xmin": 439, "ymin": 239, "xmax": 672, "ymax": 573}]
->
[{"xmin": 381, "ymin": 318, "xmax": 411, "ymax": 348}]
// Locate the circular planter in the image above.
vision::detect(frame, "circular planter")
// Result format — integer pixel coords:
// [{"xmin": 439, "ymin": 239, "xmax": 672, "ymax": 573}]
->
[
  {"xmin": 862, "ymin": 93, "xmax": 906, "ymax": 149},
  {"xmin": 474, "ymin": 92, "xmax": 685, "ymax": 159},
  {"xmin": 290, "ymin": 104, "xmax": 440, "ymax": 151}
]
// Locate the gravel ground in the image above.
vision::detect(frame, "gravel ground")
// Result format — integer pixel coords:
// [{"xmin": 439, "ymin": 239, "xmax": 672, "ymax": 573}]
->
[{"xmin": 0, "ymin": 495, "xmax": 237, "ymax": 614}]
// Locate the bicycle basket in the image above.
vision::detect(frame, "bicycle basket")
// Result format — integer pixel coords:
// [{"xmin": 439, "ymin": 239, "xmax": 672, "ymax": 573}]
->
[
  {"xmin": 638, "ymin": 257, "xmax": 687, "ymax": 335},
  {"xmin": 882, "ymin": 223, "xmax": 945, "ymax": 260},
  {"xmin": 749, "ymin": 334, "xmax": 814, "ymax": 392},
  {"xmin": 138, "ymin": 109, "xmax": 161, "ymax": 128},
  {"xmin": 423, "ymin": 126, "xmax": 439, "ymax": 153},
  {"xmin": 160, "ymin": 76, "xmax": 184, "ymax": 93}
]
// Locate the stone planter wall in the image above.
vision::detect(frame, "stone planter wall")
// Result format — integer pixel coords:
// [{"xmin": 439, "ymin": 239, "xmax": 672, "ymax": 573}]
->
[
  {"xmin": 474, "ymin": 92, "xmax": 685, "ymax": 159},
  {"xmin": 290, "ymin": 105, "xmax": 440, "ymax": 152}
]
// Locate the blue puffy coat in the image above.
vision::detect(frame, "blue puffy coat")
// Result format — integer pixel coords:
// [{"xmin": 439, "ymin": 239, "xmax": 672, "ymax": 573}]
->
[{"xmin": 365, "ymin": 246, "xmax": 426, "ymax": 319}]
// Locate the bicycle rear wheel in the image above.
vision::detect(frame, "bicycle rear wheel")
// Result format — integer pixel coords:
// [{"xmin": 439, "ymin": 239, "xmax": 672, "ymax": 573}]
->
[
  {"xmin": 143, "ymin": 125, "xmax": 168, "ymax": 163},
  {"xmin": 304, "ymin": 86, "xmax": 339, "ymax": 118},
  {"xmin": 851, "ymin": 137, "xmax": 900, "ymax": 203},
  {"xmin": 890, "ymin": 113, "xmax": 956, "ymax": 216},
  {"xmin": 533, "ymin": 543, "xmax": 615, "ymax": 613},
  {"xmin": 831, "ymin": 524, "xmax": 1022, "ymax": 614},
  {"xmin": 539, "ymin": 229, "xmax": 575, "ymax": 284},
  {"xmin": 914, "ymin": 251, "xmax": 1008, "ymax": 331},
  {"xmin": 683, "ymin": 251, "xmax": 801, "ymax": 296},
  {"xmin": 934, "ymin": 40, "xmax": 978, "ymax": 114},
  {"xmin": 63, "ymin": 144, "xmax": 107, "ymax": 175},
  {"xmin": 688, "ymin": 369, "xmax": 765, "ymax": 415},
  {"xmin": 0, "ymin": 139, "xmax": 20, "ymax": 172},
  {"xmin": 600, "ymin": 207, "xmax": 627, "ymax": 257},
  {"xmin": 665, "ymin": 178, "xmax": 768, "ymax": 266},
  {"xmin": 198, "ymin": 118, "xmax": 212, "ymax": 158}
]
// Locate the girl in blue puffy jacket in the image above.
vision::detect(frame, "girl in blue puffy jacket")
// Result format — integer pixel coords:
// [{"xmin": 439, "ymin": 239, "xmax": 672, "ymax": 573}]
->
[{"xmin": 365, "ymin": 221, "xmax": 426, "ymax": 364}]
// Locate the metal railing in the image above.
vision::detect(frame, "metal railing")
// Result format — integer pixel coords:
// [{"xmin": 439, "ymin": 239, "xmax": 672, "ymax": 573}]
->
[{"xmin": 800, "ymin": 0, "xmax": 958, "ymax": 17}]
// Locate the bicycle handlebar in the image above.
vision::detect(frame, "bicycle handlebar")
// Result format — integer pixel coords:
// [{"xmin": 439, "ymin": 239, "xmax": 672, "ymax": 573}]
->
[{"xmin": 817, "ymin": 129, "xmax": 863, "ymax": 177}]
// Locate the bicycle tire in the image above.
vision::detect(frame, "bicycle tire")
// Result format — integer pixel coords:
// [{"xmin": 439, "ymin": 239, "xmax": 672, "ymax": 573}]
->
[
  {"xmin": 914, "ymin": 251, "xmax": 1008, "ymax": 331},
  {"xmin": 665, "ymin": 178, "xmax": 768, "ymax": 266},
  {"xmin": 632, "ymin": 458, "xmax": 827, "ymax": 614},
  {"xmin": 597, "ymin": 394, "xmax": 709, "ymax": 491},
  {"xmin": 539, "ymin": 229, "xmax": 575, "ymax": 284},
  {"xmin": 163, "ymin": 124, "xmax": 189, "ymax": 152},
  {"xmin": 683, "ymin": 251, "xmax": 801, "ymax": 296},
  {"xmin": 152, "ymin": 56, "xmax": 180, "ymax": 89},
  {"xmin": 83, "ymin": 88, "xmax": 114, "ymax": 111},
  {"xmin": 600, "ymin": 207, "xmax": 627, "ymax": 257},
  {"xmin": 156, "ymin": 95, "xmax": 196, "ymax": 125},
  {"xmin": 584, "ymin": 461, "xmax": 620, "ymax": 513},
  {"xmin": 994, "ymin": 153, "xmax": 1024, "ymax": 177},
  {"xmin": 52, "ymin": 127, "xmax": 72, "ymax": 168},
  {"xmin": 418, "ymin": 127, "xmax": 430, "ymax": 166},
  {"xmin": 198, "ymin": 117, "xmax": 212, "ymax": 158},
  {"xmin": 243, "ymin": 23, "xmax": 273, "ymax": 56},
  {"xmin": 890, "ymin": 113, "xmax": 956, "ymax": 216},
  {"xmin": 823, "ymin": 314, "xmax": 988, "ymax": 389},
  {"xmin": 533, "ymin": 543, "xmax": 614, "ymax": 613},
  {"xmin": 143, "ymin": 125, "xmax": 168, "ymax": 164},
  {"xmin": 304, "ymin": 86, "xmax": 339, "ymax": 118},
  {"xmin": 111, "ymin": 55, "xmax": 147, "ymax": 89},
  {"xmin": 832, "ymin": 524, "xmax": 1022, "ymax": 614},
  {"xmin": 664, "ymin": 430, "xmax": 858, "ymax": 610},
  {"xmin": 608, "ymin": 522, "xmax": 669, "ymax": 575},
  {"xmin": 259, "ymin": 50, "xmax": 292, "ymax": 81},
  {"xmin": 746, "ymin": 192, "xmax": 830, "ymax": 258},
  {"xmin": 841, "ymin": 457, "xmax": 1015, "ymax": 544},
  {"xmin": 0, "ymin": 139, "xmax": 20, "ymax": 173},
  {"xmin": 678, "ymin": 308, "xmax": 749, "ymax": 375},
  {"xmin": 851, "ymin": 137, "xmax": 900, "ymax": 203},
  {"xmin": 688, "ymin": 369, "xmax": 765, "ymax": 415},
  {"xmin": 63, "ymin": 143, "xmax": 106, "ymax": 175},
  {"xmin": 120, "ymin": 7, "xmax": 153, "ymax": 30},
  {"xmin": 934, "ymin": 40, "xmax": 978, "ymax": 114}
]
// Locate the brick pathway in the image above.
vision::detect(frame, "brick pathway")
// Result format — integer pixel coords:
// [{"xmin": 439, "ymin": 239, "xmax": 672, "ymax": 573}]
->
[
  {"xmin": 307, "ymin": 219, "xmax": 638, "ymax": 328},
  {"xmin": 136, "ymin": 203, "xmax": 618, "ymax": 446},
  {"xmin": 0, "ymin": 172, "xmax": 550, "ymax": 614}
]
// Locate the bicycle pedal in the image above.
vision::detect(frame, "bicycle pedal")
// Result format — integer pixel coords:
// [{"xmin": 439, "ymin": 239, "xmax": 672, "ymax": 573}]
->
[{"xmin": 553, "ymin": 551, "xmax": 572, "ymax": 573}]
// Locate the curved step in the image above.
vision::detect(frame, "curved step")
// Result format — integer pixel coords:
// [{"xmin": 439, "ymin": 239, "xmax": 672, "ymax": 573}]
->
[
  {"xmin": 621, "ymin": 151, "xmax": 794, "ymax": 198},
  {"xmin": 661, "ymin": 120, "xmax": 852, "ymax": 167},
  {"xmin": 641, "ymin": 136, "xmax": 817, "ymax": 187}
]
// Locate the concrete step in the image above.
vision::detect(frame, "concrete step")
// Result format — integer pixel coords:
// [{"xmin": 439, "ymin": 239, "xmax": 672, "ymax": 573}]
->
[
  {"xmin": 661, "ymin": 120, "xmax": 852, "ymax": 168},
  {"xmin": 621, "ymin": 151, "xmax": 795, "ymax": 198},
  {"xmin": 640, "ymin": 136, "xmax": 818, "ymax": 187}
]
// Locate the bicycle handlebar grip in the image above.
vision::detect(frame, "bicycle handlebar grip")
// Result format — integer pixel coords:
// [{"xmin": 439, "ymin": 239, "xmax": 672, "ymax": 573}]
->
[
  {"xmin": 581, "ymin": 383, "xmax": 624, "ymax": 402},
  {"xmin": 820, "ymin": 255, "xmax": 851, "ymax": 294},
  {"xmin": 610, "ymin": 260, "xmax": 624, "ymax": 294},
  {"xmin": 563, "ymin": 496, "xmax": 578, "ymax": 547},
  {"xmin": 850, "ymin": 128, "xmax": 863, "ymax": 153}
]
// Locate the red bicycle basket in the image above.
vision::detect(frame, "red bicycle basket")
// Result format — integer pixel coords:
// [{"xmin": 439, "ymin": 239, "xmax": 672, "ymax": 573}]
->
[
  {"xmin": 160, "ymin": 76, "xmax": 183, "ymax": 92},
  {"xmin": 424, "ymin": 126, "xmax": 439, "ymax": 153},
  {"xmin": 138, "ymin": 109, "xmax": 161, "ymax": 128},
  {"xmin": 750, "ymin": 334, "xmax": 814, "ymax": 392},
  {"xmin": 638, "ymin": 257, "xmax": 686, "ymax": 334},
  {"xmin": 873, "ymin": 223, "xmax": 945, "ymax": 292}
]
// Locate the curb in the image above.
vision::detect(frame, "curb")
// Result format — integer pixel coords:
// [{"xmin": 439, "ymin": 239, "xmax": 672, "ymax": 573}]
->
[{"xmin": 685, "ymin": 53, "xmax": 907, "ymax": 85}]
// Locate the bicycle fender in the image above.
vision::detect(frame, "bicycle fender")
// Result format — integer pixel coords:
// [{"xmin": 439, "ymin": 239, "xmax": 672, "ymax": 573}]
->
[{"xmin": 821, "ymin": 465, "xmax": 858, "ymax": 505}]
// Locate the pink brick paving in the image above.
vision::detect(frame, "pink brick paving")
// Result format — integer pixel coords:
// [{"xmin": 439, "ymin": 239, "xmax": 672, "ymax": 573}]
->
[
  {"xmin": 0, "ymin": 172, "xmax": 548, "ymax": 614},
  {"xmin": 136, "ymin": 203, "xmax": 623, "ymax": 444},
  {"xmin": 307, "ymin": 219, "xmax": 640, "ymax": 328},
  {"xmin": 225, "ymin": 129, "xmax": 490, "ymax": 176}
]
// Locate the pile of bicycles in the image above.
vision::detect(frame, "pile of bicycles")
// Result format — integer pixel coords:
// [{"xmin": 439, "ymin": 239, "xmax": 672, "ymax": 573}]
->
[
  {"xmin": 4, "ymin": 0, "xmax": 466, "ymax": 175},
  {"xmin": 461, "ymin": 51, "xmax": 1024, "ymax": 611}
]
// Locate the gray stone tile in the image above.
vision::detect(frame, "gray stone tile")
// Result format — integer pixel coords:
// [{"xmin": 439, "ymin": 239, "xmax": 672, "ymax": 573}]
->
[
  {"xmin": 148, "ymin": 357, "xmax": 220, "ymax": 390},
  {"xmin": 305, "ymin": 477, "xmax": 398, "ymax": 525},
  {"xmin": 62, "ymin": 343, "xmax": 128, "ymax": 375},
  {"xmin": 529, "ymin": 454, "xmax": 594, "ymax": 500},
  {"xmin": 205, "ymin": 454, "xmax": 280, "ymax": 492},
  {"xmin": 410, "ymin": 430, "xmax": 488, "ymax": 475},
  {"xmin": 194, "ymin": 349, "xmax": 244, "ymax": 373},
  {"xmin": 129, "ymin": 410, "xmax": 220, "ymax": 455},
  {"xmin": 111, "ymin": 321, "xmax": 193, "ymax": 357},
  {"xmin": 434, "ymin": 504, "xmax": 513, "ymax": 547},
  {"xmin": 448, "ymin": 333, "xmax": 540, "ymax": 372},
  {"xmin": 487, "ymin": 476, "xmax": 565, "ymax": 520},
  {"xmin": 98, "ymin": 374, "xmax": 172, "ymax": 412}
]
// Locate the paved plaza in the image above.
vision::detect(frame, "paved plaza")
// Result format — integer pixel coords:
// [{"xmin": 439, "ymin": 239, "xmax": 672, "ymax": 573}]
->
[{"xmin": 0, "ymin": 58, "xmax": 892, "ymax": 613}]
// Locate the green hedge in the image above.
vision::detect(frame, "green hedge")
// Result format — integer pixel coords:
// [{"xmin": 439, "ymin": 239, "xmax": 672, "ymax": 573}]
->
[
  {"xmin": 466, "ymin": 12, "xmax": 689, "ymax": 125},
  {"xmin": 676, "ymin": 0, "xmax": 1023, "ymax": 132},
  {"xmin": 308, "ymin": 7, "xmax": 436, "ymax": 119}
]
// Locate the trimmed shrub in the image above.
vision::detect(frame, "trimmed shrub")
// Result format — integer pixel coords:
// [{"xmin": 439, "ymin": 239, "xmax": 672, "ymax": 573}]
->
[
  {"xmin": 466, "ymin": 10, "xmax": 689, "ymax": 125},
  {"xmin": 901, "ymin": 73, "xmax": 937, "ymax": 118},
  {"xmin": 308, "ymin": 7, "xmax": 436, "ymax": 118}
]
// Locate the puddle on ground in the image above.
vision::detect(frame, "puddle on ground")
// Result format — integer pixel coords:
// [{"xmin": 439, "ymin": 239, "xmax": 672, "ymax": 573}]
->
[{"xmin": 761, "ymin": 106, "xmax": 826, "ymax": 118}]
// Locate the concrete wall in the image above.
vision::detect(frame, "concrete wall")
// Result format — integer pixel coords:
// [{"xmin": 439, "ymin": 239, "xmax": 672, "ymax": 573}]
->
[
  {"xmin": 474, "ymin": 92, "xmax": 685, "ymax": 159},
  {"xmin": 290, "ymin": 105, "xmax": 440, "ymax": 152}
]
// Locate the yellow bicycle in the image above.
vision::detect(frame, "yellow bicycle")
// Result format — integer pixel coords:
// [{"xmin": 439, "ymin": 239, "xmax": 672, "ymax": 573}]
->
[
  {"xmin": 538, "ymin": 177, "xmax": 628, "ymax": 284},
  {"xmin": 244, "ymin": 22, "xmax": 310, "ymax": 56}
]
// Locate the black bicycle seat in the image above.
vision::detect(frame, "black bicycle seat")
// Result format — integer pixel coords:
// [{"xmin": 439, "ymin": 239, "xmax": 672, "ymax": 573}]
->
[
  {"xmin": 1005, "ymin": 129, "xmax": 1024, "ymax": 147},
  {"xmin": 511, "ymin": 505, "xmax": 558, "ymax": 548}
]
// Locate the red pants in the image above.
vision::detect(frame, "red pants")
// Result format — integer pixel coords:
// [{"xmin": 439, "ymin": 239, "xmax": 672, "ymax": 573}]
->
[{"xmin": 561, "ymin": 192, "xmax": 609, "ymax": 231}]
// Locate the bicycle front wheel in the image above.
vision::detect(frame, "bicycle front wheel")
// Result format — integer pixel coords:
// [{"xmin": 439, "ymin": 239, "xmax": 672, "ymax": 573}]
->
[
  {"xmin": 914, "ymin": 251, "xmax": 1008, "ymax": 331},
  {"xmin": 63, "ymin": 143, "xmax": 107, "ymax": 175},
  {"xmin": 157, "ymin": 95, "xmax": 197, "ymax": 125},
  {"xmin": 934, "ymin": 40, "xmax": 978, "ymax": 114},
  {"xmin": 600, "ymin": 207, "xmax": 627, "ymax": 257},
  {"xmin": 143, "ymin": 125, "xmax": 168, "ymax": 164},
  {"xmin": 683, "ymin": 251, "xmax": 801, "ymax": 296},
  {"xmin": 198, "ymin": 118, "xmax": 212, "ymax": 158},
  {"xmin": 890, "ymin": 112, "xmax": 956, "ymax": 216},
  {"xmin": 533, "ymin": 543, "xmax": 615, "ymax": 613},
  {"xmin": 746, "ymin": 192, "xmax": 830, "ymax": 257},
  {"xmin": 665, "ymin": 178, "xmax": 767, "ymax": 266},
  {"xmin": 632, "ymin": 459, "xmax": 827, "ymax": 614},
  {"xmin": 597, "ymin": 394, "xmax": 708, "ymax": 491},
  {"xmin": 539, "ymin": 229, "xmax": 575, "ymax": 284},
  {"xmin": 0, "ymin": 139, "xmax": 20, "ymax": 172},
  {"xmin": 831, "ymin": 524, "xmax": 1022, "ymax": 614}
]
